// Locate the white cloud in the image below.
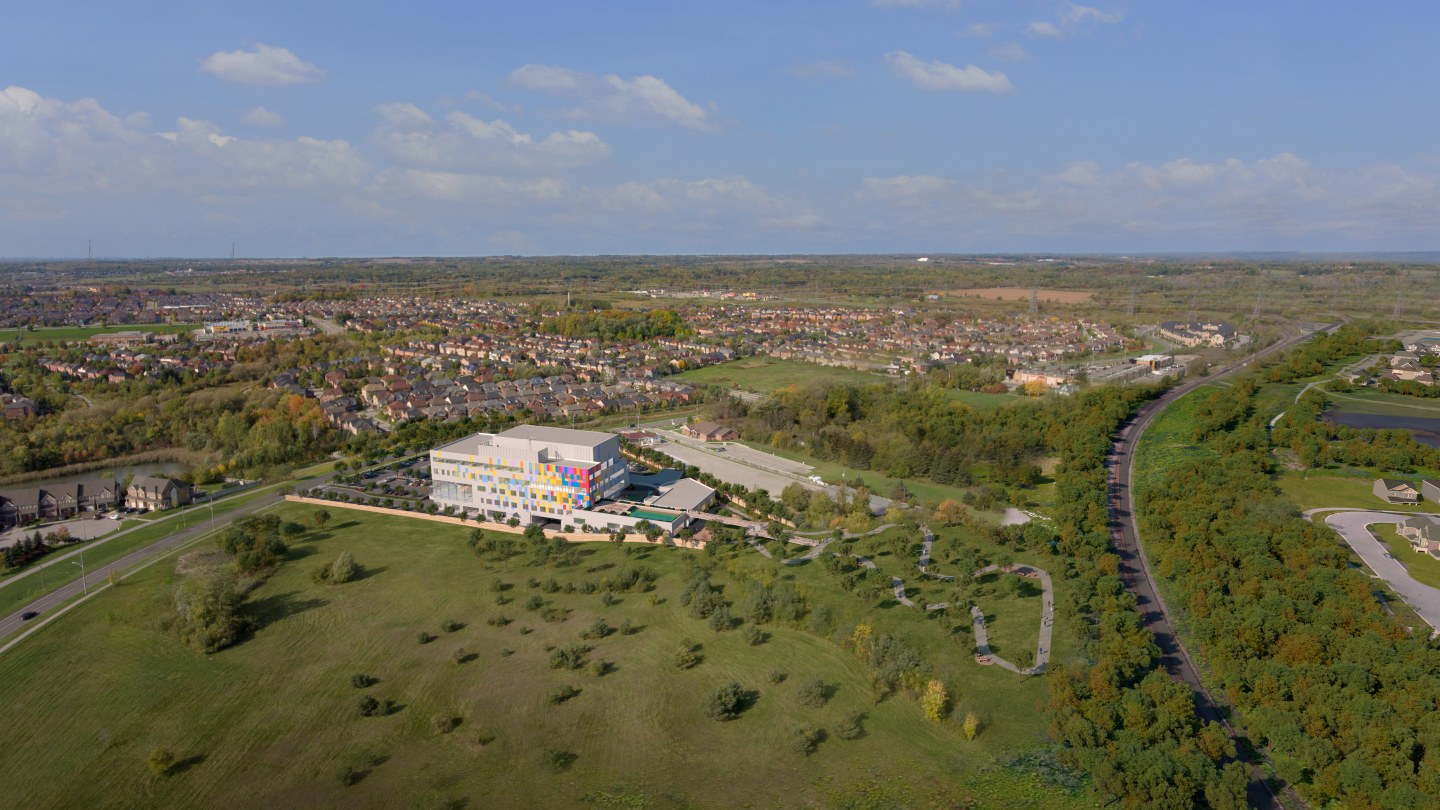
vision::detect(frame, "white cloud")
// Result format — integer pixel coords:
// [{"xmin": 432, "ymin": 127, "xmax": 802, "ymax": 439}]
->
[
  {"xmin": 1026, "ymin": 21, "xmax": 1065, "ymax": 38},
  {"xmin": 884, "ymin": 52, "xmax": 1016, "ymax": 95},
  {"xmin": 507, "ymin": 65, "xmax": 724, "ymax": 131},
  {"xmin": 241, "ymin": 106, "xmax": 286, "ymax": 127},
  {"xmin": 784, "ymin": 60, "xmax": 854, "ymax": 79},
  {"xmin": 964, "ymin": 23, "xmax": 999, "ymax": 37},
  {"xmin": 1063, "ymin": 4, "xmax": 1124, "ymax": 25},
  {"xmin": 462, "ymin": 91, "xmax": 517, "ymax": 113},
  {"xmin": 370, "ymin": 102, "xmax": 610, "ymax": 170},
  {"xmin": 989, "ymin": 43, "xmax": 1030, "ymax": 62},
  {"xmin": 199, "ymin": 44, "xmax": 326, "ymax": 86}
]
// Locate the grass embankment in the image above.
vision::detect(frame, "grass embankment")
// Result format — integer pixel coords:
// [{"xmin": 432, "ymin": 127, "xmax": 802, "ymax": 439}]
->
[
  {"xmin": 675, "ymin": 358, "xmax": 887, "ymax": 394},
  {"xmin": 0, "ymin": 506, "xmax": 1087, "ymax": 810}
]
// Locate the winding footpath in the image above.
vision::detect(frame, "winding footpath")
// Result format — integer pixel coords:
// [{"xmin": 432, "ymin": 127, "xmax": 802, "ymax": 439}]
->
[{"xmin": 742, "ymin": 524, "xmax": 1055, "ymax": 675}]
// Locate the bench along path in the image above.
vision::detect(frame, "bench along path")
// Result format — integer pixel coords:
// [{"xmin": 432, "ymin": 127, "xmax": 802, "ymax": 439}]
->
[{"xmin": 743, "ymin": 524, "xmax": 1054, "ymax": 675}]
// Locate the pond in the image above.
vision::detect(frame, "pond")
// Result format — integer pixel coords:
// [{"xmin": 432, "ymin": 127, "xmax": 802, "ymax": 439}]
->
[{"xmin": 1322, "ymin": 411, "xmax": 1440, "ymax": 448}]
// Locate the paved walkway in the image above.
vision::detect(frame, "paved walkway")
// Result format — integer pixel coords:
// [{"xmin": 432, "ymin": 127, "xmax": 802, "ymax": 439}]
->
[
  {"xmin": 1323, "ymin": 511, "xmax": 1440, "ymax": 633},
  {"xmin": 741, "ymin": 523, "xmax": 1054, "ymax": 674}
]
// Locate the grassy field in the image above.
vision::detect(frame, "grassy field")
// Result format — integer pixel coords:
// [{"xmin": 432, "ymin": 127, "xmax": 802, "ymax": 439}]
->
[
  {"xmin": 946, "ymin": 389, "xmax": 1022, "ymax": 410},
  {"xmin": 1324, "ymin": 389, "xmax": 1440, "ymax": 418},
  {"xmin": 1273, "ymin": 474, "xmax": 1440, "ymax": 514},
  {"xmin": 1132, "ymin": 384, "xmax": 1223, "ymax": 488},
  {"xmin": 674, "ymin": 358, "xmax": 888, "ymax": 394},
  {"xmin": 0, "ymin": 506, "xmax": 1089, "ymax": 810},
  {"xmin": 1376, "ymin": 523, "xmax": 1440, "ymax": 591},
  {"xmin": 5, "ymin": 323, "xmax": 198, "ymax": 343}
]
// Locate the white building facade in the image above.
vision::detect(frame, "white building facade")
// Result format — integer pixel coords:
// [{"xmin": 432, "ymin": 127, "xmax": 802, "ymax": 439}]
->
[{"xmin": 428, "ymin": 425, "xmax": 630, "ymax": 525}]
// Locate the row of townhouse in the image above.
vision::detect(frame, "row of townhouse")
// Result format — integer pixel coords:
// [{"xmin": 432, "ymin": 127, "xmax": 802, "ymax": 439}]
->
[{"xmin": 0, "ymin": 475, "xmax": 191, "ymax": 527}]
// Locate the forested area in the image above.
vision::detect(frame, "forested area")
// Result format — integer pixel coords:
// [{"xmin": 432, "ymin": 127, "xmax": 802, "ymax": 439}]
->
[{"xmin": 539, "ymin": 309, "xmax": 692, "ymax": 341}]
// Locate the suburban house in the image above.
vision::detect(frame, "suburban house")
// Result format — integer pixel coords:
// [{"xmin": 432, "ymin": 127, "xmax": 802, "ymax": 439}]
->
[
  {"xmin": 1423, "ymin": 480, "xmax": 1440, "ymax": 503},
  {"xmin": 1374, "ymin": 479, "xmax": 1421, "ymax": 504},
  {"xmin": 126, "ymin": 476, "xmax": 193, "ymax": 510},
  {"xmin": 0, "ymin": 479, "xmax": 120, "ymax": 527},
  {"xmin": 2, "ymin": 395, "xmax": 36, "ymax": 419},
  {"xmin": 682, "ymin": 421, "xmax": 739, "ymax": 442},
  {"xmin": 1397, "ymin": 515, "xmax": 1440, "ymax": 559}
]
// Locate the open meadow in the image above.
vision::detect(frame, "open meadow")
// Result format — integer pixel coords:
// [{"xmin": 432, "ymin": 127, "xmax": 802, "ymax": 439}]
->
[
  {"xmin": 674, "ymin": 358, "xmax": 887, "ymax": 394},
  {"xmin": 0, "ymin": 505, "xmax": 1089, "ymax": 810}
]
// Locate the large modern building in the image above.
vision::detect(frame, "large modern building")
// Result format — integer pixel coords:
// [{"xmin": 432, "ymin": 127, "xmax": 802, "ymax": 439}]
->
[{"xmin": 429, "ymin": 425, "xmax": 631, "ymax": 525}]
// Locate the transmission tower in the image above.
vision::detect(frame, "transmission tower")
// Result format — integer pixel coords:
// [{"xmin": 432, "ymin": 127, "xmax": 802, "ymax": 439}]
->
[
  {"xmin": 1252, "ymin": 287, "xmax": 1263, "ymax": 320},
  {"xmin": 1394, "ymin": 285, "xmax": 1403, "ymax": 318},
  {"xmin": 1029, "ymin": 287, "xmax": 1038, "ymax": 316},
  {"xmin": 87, "ymin": 239, "xmax": 92, "ymax": 261},
  {"xmin": 1126, "ymin": 287, "xmax": 1136, "ymax": 317},
  {"xmin": 1186, "ymin": 291, "xmax": 1199, "ymax": 322}
]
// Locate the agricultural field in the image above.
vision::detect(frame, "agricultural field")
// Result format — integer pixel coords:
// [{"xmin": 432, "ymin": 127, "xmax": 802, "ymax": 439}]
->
[
  {"xmin": 0, "ymin": 505, "xmax": 1088, "ymax": 810},
  {"xmin": 674, "ymin": 358, "xmax": 888, "ymax": 394},
  {"xmin": 4, "ymin": 322, "xmax": 199, "ymax": 343}
]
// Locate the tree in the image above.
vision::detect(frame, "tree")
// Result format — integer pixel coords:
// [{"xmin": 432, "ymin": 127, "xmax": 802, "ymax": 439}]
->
[
  {"xmin": 833, "ymin": 710, "xmax": 864, "ymax": 740},
  {"xmin": 963, "ymin": 711, "xmax": 980, "ymax": 740},
  {"xmin": 331, "ymin": 551, "xmax": 357, "ymax": 583},
  {"xmin": 795, "ymin": 674, "xmax": 827, "ymax": 707},
  {"xmin": 921, "ymin": 680, "xmax": 949, "ymax": 722},
  {"xmin": 703, "ymin": 681, "xmax": 744, "ymax": 721},
  {"xmin": 791, "ymin": 726, "xmax": 822, "ymax": 755},
  {"xmin": 147, "ymin": 747, "xmax": 175, "ymax": 779}
]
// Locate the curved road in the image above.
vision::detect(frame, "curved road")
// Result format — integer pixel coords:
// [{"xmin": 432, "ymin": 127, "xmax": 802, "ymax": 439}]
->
[{"xmin": 1109, "ymin": 325, "xmax": 1336, "ymax": 810}]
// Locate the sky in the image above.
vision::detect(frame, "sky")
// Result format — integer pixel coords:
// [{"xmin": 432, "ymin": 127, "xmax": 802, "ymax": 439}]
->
[{"xmin": 3, "ymin": 0, "xmax": 1439, "ymax": 258}]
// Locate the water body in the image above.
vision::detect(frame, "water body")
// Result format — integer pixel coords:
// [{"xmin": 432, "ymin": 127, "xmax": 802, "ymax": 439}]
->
[
  {"xmin": 5, "ymin": 462, "xmax": 190, "ymax": 491},
  {"xmin": 1322, "ymin": 411, "xmax": 1440, "ymax": 448}
]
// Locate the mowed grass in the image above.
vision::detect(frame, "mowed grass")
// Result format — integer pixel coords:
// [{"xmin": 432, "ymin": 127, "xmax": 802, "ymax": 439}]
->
[
  {"xmin": 946, "ymin": 389, "xmax": 1023, "ymax": 410},
  {"xmin": 1323, "ymin": 389, "xmax": 1440, "ymax": 418},
  {"xmin": 6, "ymin": 323, "xmax": 198, "ymax": 343},
  {"xmin": 1376, "ymin": 524, "xmax": 1440, "ymax": 591},
  {"xmin": 674, "ymin": 358, "xmax": 888, "ymax": 394},
  {"xmin": 1274, "ymin": 474, "xmax": 1440, "ymax": 514},
  {"xmin": 0, "ymin": 506, "xmax": 1090, "ymax": 810}
]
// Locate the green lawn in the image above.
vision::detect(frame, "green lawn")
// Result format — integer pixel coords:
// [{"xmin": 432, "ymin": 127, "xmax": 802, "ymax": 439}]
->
[
  {"xmin": 6, "ymin": 323, "xmax": 198, "ymax": 343},
  {"xmin": 0, "ymin": 506, "xmax": 1090, "ymax": 810},
  {"xmin": 674, "ymin": 358, "xmax": 889, "ymax": 394},
  {"xmin": 1324, "ymin": 389, "xmax": 1440, "ymax": 418},
  {"xmin": 1133, "ymin": 384, "xmax": 1223, "ymax": 488},
  {"xmin": 946, "ymin": 389, "xmax": 1023, "ymax": 410},
  {"xmin": 1376, "ymin": 524, "xmax": 1440, "ymax": 591},
  {"xmin": 1274, "ymin": 474, "xmax": 1439, "ymax": 514}
]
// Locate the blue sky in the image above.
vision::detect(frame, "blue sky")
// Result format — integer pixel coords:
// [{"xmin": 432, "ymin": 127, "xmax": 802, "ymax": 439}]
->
[{"xmin": 3, "ymin": 1, "xmax": 1438, "ymax": 257}]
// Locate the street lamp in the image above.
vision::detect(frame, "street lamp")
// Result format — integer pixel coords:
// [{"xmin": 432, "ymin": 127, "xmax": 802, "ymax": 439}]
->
[{"xmin": 71, "ymin": 550, "xmax": 87, "ymax": 595}]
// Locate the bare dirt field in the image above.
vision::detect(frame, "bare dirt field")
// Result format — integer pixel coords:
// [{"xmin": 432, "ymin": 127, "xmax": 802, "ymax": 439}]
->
[{"xmin": 943, "ymin": 288, "xmax": 1095, "ymax": 303}]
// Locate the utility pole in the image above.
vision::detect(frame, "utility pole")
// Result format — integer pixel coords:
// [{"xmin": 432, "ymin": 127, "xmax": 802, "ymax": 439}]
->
[{"xmin": 72, "ymin": 550, "xmax": 87, "ymax": 595}]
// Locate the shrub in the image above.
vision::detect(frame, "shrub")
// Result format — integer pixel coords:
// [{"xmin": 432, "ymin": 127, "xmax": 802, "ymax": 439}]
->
[
  {"xmin": 526, "ymin": 577, "xmax": 540, "ymax": 588},
  {"xmin": 517, "ymin": 625, "xmax": 531, "ymax": 634},
  {"xmin": 963, "ymin": 711, "xmax": 980, "ymax": 740},
  {"xmin": 674, "ymin": 648, "xmax": 700, "ymax": 670},
  {"xmin": 707, "ymin": 605, "xmax": 733, "ymax": 632},
  {"xmin": 648, "ymin": 594, "xmax": 662, "ymax": 606},
  {"xmin": 703, "ymin": 681, "xmax": 744, "ymax": 721},
  {"xmin": 486, "ymin": 614, "xmax": 509, "ymax": 627},
  {"xmin": 577, "ymin": 580, "xmax": 597, "ymax": 594},
  {"xmin": 310, "ymin": 563, "xmax": 333, "ymax": 584},
  {"xmin": 600, "ymin": 591, "xmax": 617, "ymax": 607},
  {"xmin": 562, "ymin": 582, "xmax": 576, "ymax": 594},
  {"xmin": 791, "ymin": 726, "xmax": 823, "ymax": 755},
  {"xmin": 336, "ymin": 764, "xmax": 357, "ymax": 786},
  {"xmin": 147, "ymin": 747, "xmax": 175, "ymax": 779},
  {"xmin": 441, "ymin": 619, "xmax": 460, "ymax": 633},
  {"xmin": 619, "ymin": 618, "xmax": 636, "ymax": 635},
  {"xmin": 493, "ymin": 593, "xmax": 506, "ymax": 605},
  {"xmin": 489, "ymin": 578, "xmax": 505, "ymax": 593},
  {"xmin": 431, "ymin": 714, "xmax": 460, "ymax": 735},
  {"xmin": 541, "ymin": 578, "xmax": 559, "ymax": 593},
  {"xmin": 416, "ymin": 631, "xmax": 434, "ymax": 644},
  {"xmin": 524, "ymin": 595, "xmax": 544, "ymax": 612},
  {"xmin": 538, "ymin": 748, "xmax": 573, "ymax": 772},
  {"xmin": 500, "ymin": 648, "xmax": 513, "ymax": 657},
  {"xmin": 549, "ymin": 644, "xmax": 585, "ymax": 670},
  {"xmin": 589, "ymin": 659, "xmax": 608, "ymax": 677},
  {"xmin": 331, "ymin": 551, "xmax": 357, "ymax": 583},
  {"xmin": 833, "ymin": 710, "xmax": 864, "ymax": 740},
  {"xmin": 766, "ymin": 668, "xmax": 786, "ymax": 684},
  {"xmin": 547, "ymin": 684, "xmax": 579, "ymax": 705},
  {"xmin": 795, "ymin": 674, "xmax": 827, "ymax": 707},
  {"xmin": 351, "ymin": 673, "xmax": 372, "ymax": 689},
  {"xmin": 742, "ymin": 624, "xmax": 764, "ymax": 646},
  {"xmin": 540, "ymin": 607, "xmax": 565, "ymax": 623},
  {"xmin": 357, "ymin": 695, "xmax": 381, "ymax": 717},
  {"xmin": 580, "ymin": 619, "xmax": 609, "ymax": 640},
  {"xmin": 451, "ymin": 647, "xmax": 468, "ymax": 664}
]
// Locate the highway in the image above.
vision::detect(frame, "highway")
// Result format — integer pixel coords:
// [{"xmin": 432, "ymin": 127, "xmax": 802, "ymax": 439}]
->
[{"xmin": 1107, "ymin": 324, "xmax": 1333, "ymax": 810}]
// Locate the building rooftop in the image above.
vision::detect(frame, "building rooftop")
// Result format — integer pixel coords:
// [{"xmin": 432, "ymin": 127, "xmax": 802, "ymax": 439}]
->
[{"xmin": 498, "ymin": 424, "xmax": 616, "ymax": 449}]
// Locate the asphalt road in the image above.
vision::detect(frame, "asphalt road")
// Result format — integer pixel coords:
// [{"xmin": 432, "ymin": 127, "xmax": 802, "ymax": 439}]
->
[
  {"xmin": 1108, "ymin": 326, "xmax": 1331, "ymax": 810},
  {"xmin": 1324, "ymin": 511, "xmax": 1440, "ymax": 632}
]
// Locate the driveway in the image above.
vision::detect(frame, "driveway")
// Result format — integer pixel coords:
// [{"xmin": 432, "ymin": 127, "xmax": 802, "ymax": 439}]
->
[{"xmin": 1324, "ymin": 511, "xmax": 1440, "ymax": 632}]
